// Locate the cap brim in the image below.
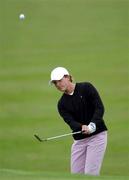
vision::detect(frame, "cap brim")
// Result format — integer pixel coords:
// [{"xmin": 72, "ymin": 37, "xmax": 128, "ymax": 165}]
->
[{"xmin": 49, "ymin": 74, "xmax": 69, "ymax": 85}]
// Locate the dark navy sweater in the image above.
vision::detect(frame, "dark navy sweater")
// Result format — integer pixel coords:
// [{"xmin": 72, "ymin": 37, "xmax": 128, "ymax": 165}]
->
[{"xmin": 58, "ymin": 82, "xmax": 107, "ymax": 140}]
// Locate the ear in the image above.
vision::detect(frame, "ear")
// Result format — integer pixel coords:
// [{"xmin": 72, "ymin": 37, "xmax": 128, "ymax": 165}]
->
[{"xmin": 69, "ymin": 75, "xmax": 73, "ymax": 82}]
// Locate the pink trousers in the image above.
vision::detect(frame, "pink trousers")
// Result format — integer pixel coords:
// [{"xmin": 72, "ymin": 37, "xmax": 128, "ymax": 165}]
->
[{"xmin": 71, "ymin": 131, "xmax": 107, "ymax": 176}]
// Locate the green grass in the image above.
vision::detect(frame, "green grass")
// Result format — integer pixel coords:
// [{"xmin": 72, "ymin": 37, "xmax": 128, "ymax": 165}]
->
[
  {"xmin": 0, "ymin": 169, "xmax": 128, "ymax": 180},
  {"xmin": 0, "ymin": 0, "xmax": 129, "ymax": 179}
]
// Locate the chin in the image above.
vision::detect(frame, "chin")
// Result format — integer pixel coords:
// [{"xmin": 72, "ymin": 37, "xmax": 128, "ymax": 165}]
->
[
  {"xmin": 59, "ymin": 87, "xmax": 66, "ymax": 92},
  {"xmin": 60, "ymin": 89, "xmax": 65, "ymax": 92}
]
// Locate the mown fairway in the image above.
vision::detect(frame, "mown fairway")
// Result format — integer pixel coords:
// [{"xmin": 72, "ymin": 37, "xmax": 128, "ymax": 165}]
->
[
  {"xmin": 0, "ymin": 169, "xmax": 128, "ymax": 180},
  {"xmin": 0, "ymin": 0, "xmax": 129, "ymax": 179}
]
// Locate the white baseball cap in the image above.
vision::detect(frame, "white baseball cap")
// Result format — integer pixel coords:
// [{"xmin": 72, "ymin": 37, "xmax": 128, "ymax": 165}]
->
[{"xmin": 50, "ymin": 67, "xmax": 69, "ymax": 83}]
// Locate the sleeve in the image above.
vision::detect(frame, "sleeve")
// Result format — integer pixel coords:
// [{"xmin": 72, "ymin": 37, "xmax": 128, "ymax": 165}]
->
[
  {"xmin": 86, "ymin": 83, "xmax": 105, "ymax": 127},
  {"xmin": 58, "ymin": 101, "xmax": 82, "ymax": 132}
]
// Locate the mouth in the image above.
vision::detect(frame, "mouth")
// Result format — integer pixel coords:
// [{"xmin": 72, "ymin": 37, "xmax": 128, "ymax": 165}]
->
[{"xmin": 57, "ymin": 86, "xmax": 65, "ymax": 92}]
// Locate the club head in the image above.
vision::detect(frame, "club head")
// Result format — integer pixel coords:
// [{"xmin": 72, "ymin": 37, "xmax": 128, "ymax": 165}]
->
[
  {"xmin": 34, "ymin": 134, "xmax": 47, "ymax": 142},
  {"xmin": 34, "ymin": 134, "xmax": 42, "ymax": 142}
]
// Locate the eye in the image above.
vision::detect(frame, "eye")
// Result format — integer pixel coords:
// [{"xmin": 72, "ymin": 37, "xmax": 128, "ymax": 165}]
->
[{"xmin": 52, "ymin": 81, "xmax": 57, "ymax": 85}]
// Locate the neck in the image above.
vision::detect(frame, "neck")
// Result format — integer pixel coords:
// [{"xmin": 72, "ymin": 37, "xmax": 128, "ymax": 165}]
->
[{"xmin": 65, "ymin": 83, "xmax": 75, "ymax": 95}]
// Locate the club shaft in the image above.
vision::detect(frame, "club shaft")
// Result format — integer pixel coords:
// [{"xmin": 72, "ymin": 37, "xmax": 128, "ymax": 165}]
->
[{"xmin": 46, "ymin": 131, "xmax": 82, "ymax": 141}]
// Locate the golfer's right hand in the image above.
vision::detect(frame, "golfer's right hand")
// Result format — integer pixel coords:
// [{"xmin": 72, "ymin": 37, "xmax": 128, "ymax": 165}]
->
[{"xmin": 81, "ymin": 125, "xmax": 91, "ymax": 134}]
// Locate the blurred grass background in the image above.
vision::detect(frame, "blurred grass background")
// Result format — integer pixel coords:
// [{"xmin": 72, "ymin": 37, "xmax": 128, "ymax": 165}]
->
[{"xmin": 0, "ymin": 0, "xmax": 129, "ymax": 178}]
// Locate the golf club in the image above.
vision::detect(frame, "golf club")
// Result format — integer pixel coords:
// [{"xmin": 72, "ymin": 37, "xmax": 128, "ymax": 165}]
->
[{"xmin": 34, "ymin": 131, "xmax": 82, "ymax": 142}]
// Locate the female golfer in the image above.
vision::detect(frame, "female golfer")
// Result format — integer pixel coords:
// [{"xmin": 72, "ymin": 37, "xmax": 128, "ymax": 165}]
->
[{"xmin": 50, "ymin": 67, "xmax": 107, "ymax": 176}]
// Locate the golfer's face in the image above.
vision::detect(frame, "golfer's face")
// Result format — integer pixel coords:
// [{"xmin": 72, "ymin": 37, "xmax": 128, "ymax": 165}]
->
[{"xmin": 53, "ymin": 77, "xmax": 69, "ymax": 92}]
